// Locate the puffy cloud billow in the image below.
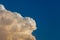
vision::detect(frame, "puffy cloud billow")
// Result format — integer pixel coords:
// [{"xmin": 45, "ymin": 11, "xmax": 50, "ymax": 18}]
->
[{"xmin": 0, "ymin": 4, "xmax": 37, "ymax": 40}]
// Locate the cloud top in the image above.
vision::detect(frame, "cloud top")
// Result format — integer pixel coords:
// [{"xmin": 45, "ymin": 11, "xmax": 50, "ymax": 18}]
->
[{"xmin": 0, "ymin": 4, "xmax": 37, "ymax": 40}]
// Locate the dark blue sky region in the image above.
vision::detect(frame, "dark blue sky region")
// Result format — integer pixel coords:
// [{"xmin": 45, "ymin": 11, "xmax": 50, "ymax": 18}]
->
[{"xmin": 0, "ymin": 0, "xmax": 60, "ymax": 40}]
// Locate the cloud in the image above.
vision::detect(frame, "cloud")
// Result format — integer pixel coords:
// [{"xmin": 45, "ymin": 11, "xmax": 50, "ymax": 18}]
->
[{"xmin": 0, "ymin": 4, "xmax": 37, "ymax": 40}]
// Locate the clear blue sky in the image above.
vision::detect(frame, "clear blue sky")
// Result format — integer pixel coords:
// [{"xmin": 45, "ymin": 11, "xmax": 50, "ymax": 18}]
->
[{"xmin": 0, "ymin": 0, "xmax": 60, "ymax": 40}]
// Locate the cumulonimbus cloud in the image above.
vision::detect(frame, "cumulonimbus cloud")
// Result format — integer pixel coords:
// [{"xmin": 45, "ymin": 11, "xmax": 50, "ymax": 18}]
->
[{"xmin": 0, "ymin": 4, "xmax": 37, "ymax": 40}]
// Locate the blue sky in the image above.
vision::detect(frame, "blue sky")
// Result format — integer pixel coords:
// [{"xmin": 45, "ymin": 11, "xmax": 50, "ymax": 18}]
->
[{"xmin": 0, "ymin": 0, "xmax": 60, "ymax": 40}]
